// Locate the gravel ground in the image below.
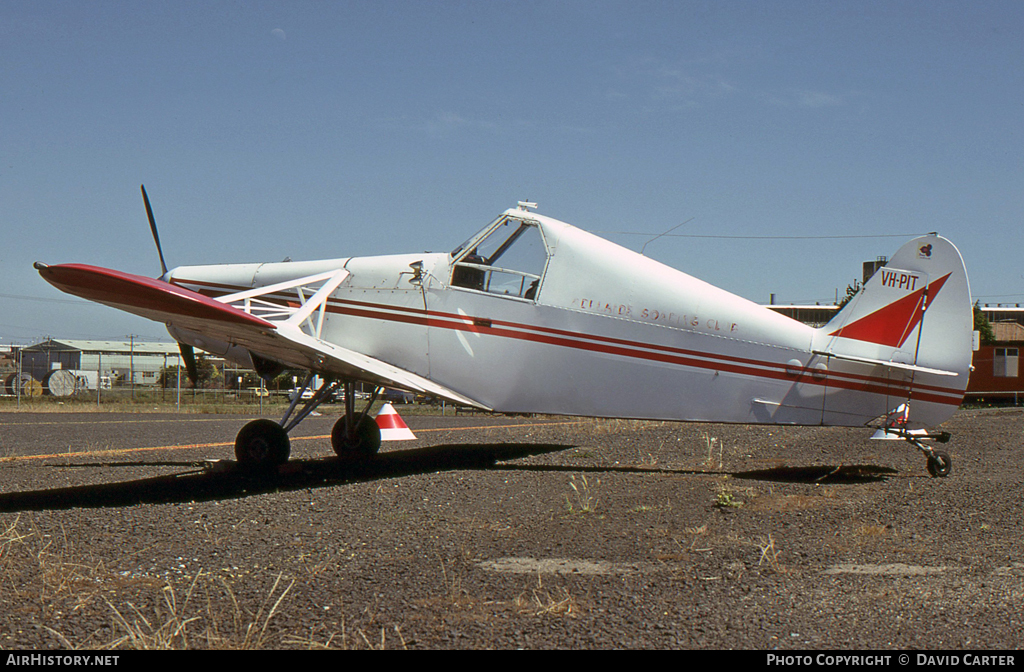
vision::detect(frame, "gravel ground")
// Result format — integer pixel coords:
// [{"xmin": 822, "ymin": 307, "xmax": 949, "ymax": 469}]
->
[{"xmin": 0, "ymin": 407, "xmax": 1022, "ymax": 650}]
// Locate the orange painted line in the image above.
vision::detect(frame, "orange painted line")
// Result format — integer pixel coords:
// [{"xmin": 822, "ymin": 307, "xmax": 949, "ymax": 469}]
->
[
  {"xmin": 0, "ymin": 419, "xmax": 586, "ymax": 464},
  {"xmin": 0, "ymin": 441, "xmax": 234, "ymax": 463},
  {"xmin": 0, "ymin": 417, "xmax": 242, "ymax": 427}
]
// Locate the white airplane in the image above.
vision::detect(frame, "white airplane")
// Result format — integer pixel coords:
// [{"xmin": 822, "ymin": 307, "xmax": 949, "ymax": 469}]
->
[{"xmin": 36, "ymin": 188, "xmax": 974, "ymax": 477}]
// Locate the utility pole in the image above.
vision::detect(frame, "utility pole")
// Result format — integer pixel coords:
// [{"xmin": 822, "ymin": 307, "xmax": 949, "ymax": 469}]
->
[
  {"xmin": 16, "ymin": 347, "xmax": 22, "ymax": 410},
  {"xmin": 176, "ymin": 351, "xmax": 181, "ymax": 411},
  {"xmin": 128, "ymin": 335, "xmax": 136, "ymax": 401}
]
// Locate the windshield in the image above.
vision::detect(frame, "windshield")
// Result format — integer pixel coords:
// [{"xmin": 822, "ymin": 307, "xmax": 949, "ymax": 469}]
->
[
  {"xmin": 450, "ymin": 217, "xmax": 548, "ymax": 300},
  {"xmin": 450, "ymin": 213, "xmax": 503, "ymax": 257}
]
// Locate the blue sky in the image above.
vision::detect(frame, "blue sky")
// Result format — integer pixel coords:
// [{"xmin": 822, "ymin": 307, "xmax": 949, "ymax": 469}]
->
[{"xmin": 2, "ymin": 0, "xmax": 1022, "ymax": 344}]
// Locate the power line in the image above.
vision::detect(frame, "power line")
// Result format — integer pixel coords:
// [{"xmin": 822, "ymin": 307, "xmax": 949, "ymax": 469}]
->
[{"xmin": 0, "ymin": 292, "xmax": 85, "ymax": 305}]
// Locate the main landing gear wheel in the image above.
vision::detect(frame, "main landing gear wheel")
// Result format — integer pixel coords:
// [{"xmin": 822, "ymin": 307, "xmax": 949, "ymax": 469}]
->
[
  {"xmin": 331, "ymin": 415, "xmax": 381, "ymax": 457},
  {"xmin": 926, "ymin": 450, "xmax": 952, "ymax": 478},
  {"xmin": 235, "ymin": 419, "xmax": 290, "ymax": 469}
]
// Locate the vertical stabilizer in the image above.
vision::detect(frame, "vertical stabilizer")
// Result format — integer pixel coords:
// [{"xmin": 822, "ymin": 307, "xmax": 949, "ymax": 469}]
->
[{"xmin": 815, "ymin": 234, "xmax": 973, "ymax": 427}]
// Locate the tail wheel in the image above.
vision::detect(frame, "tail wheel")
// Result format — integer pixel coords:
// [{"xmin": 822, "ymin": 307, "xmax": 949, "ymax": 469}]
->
[
  {"xmin": 332, "ymin": 415, "xmax": 382, "ymax": 457},
  {"xmin": 926, "ymin": 450, "xmax": 952, "ymax": 478},
  {"xmin": 235, "ymin": 419, "xmax": 290, "ymax": 468}
]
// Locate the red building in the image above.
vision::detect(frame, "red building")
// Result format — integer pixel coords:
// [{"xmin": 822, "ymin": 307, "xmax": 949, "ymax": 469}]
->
[{"xmin": 966, "ymin": 321, "xmax": 1024, "ymax": 404}]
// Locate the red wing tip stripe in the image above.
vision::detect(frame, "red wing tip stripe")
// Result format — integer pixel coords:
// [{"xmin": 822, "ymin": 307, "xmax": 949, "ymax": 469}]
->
[{"xmin": 39, "ymin": 264, "xmax": 274, "ymax": 329}]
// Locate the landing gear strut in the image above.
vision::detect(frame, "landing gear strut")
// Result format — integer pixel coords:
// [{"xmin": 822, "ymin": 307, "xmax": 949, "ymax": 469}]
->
[{"xmin": 233, "ymin": 374, "xmax": 382, "ymax": 469}]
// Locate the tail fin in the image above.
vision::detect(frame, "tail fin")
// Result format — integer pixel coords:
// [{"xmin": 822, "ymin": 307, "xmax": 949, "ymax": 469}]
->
[{"xmin": 815, "ymin": 234, "xmax": 973, "ymax": 426}]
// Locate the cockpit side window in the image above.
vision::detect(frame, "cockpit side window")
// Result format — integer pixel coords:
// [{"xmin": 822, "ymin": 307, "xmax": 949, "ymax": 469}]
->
[{"xmin": 450, "ymin": 218, "xmax": 548, "ymax": 300}]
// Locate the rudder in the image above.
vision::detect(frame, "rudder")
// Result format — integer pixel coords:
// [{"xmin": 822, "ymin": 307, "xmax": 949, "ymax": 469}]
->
[{"xmin": 815, "ymin": 234, "xmax": 973, "ymax": 427}]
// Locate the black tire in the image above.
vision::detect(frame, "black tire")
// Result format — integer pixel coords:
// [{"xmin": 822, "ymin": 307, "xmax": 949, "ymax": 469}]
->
[
  {"xmin": 331, "ymin": 415, "xmax": 382, "ymax": 457},
  {"xmin": 5, "ymin": 372, "xmax": 33, "ymax": 396},
  {"xmin": 926, "ymin": 450, "xmax": 952, "ymax": 478},
  {"xmin": 234, "ymin": 419, "xmax": 290, "ymax": 468}
]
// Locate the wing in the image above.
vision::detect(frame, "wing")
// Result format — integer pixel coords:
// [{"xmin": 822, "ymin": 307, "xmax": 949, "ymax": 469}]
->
[{"xmin": 35, "ymin": 262, "xmax": 488, "ymax": 409}]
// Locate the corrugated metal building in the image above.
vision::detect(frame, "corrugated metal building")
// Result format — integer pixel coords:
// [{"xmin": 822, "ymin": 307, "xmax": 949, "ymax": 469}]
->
[{"xmin": 19, "ymin": 338, "xmax": 182, "ymax": 388}]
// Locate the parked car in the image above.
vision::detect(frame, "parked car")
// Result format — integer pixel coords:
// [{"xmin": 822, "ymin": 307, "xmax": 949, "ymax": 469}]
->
[{"xmin": 380, "ymin": 388, "xmax": 416, "ymax": 404}]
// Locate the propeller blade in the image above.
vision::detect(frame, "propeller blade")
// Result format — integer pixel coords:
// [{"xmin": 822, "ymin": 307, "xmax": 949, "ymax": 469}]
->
[
  {"xmin": 180, "ymin": 343, "xmax": 199, "ymax": 387},
  {"xmin": 141, "ymin": 184, "xmax": 168, "ymax": 276},
  {"xmin": 142, "ymin": 186, "xmax": 195, "ymax": 387}
]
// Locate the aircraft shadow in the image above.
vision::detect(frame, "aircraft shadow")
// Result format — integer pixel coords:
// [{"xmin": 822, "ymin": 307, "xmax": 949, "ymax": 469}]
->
[
  {"xmin": 731, "ymin": 464, "xmax": 899, "ymax": 484},
  {"xmin": 0, "ymin": 443, "xmax": 899, "ymax": 512},
  {"xmin": 496, "ymin": 462, "xmax": 899, "ymax": 484},
  {"xmin": 0, "ymin": 442, "xmax": 572, "ymax": 512}
]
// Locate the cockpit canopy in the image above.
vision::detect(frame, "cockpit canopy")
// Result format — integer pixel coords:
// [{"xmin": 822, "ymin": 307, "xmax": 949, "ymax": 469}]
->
[{"xmin": 450, "ymin": 214, "xmax": 549, "ymax": 300}]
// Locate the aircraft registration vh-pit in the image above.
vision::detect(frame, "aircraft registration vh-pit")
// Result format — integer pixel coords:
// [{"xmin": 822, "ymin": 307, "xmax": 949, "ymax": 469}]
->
[{"xmin": 36, "ymin": 188, "xmax": 974, "ymax": 477}]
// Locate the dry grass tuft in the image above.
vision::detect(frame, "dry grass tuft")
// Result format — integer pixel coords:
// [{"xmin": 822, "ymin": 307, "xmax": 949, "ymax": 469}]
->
[
  {"xmin": 514, "ymin": 575, "xmax": 578, "ymax": 617},
  {"xmin": 757, "ymin": 534, "xmax": 782, "ymax": 571},
  {"xmin": 703, "ymin": 432, "xmax": 723, "ymax": 469},
  {"xmin": 565, "ymin": 474, "xmax": 599, "ymax": 514},
  {"xmin": 0, "ymin": 514, "xmax": 301, "ymax": 650}
]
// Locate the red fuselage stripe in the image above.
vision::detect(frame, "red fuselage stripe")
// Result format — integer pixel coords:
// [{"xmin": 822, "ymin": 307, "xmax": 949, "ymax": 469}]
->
[{"xmin": 173, "ymin": 278, "xmax": 965, "ymax": 406}]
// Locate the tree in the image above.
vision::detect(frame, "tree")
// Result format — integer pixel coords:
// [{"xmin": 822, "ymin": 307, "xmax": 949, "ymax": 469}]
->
[
  {"xmin": 837, "ymin": 279, "xmax": 862, "ymax": 310},
  {"xmin": 974, "ymin": 301, "xmax": 995, "ymax": 345},
  {"xmin": 158, "ymin": 353, "xmax": 216, "ymax": 388}
]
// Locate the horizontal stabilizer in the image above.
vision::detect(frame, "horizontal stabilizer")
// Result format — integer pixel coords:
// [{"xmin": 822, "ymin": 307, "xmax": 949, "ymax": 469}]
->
[{"xmin": 811, "ymin": 350, "xmax": 958, "ymax": 377}]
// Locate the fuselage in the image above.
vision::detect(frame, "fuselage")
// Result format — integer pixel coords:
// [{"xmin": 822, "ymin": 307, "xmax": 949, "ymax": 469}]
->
[{"xmin": 166, "ymin": 208, "xmax": 969, "ymax": 428}]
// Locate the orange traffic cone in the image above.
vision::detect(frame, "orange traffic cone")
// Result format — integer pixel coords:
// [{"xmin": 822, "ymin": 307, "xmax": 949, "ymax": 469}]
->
[{"xmin": 374, "ymin": 403, "xmax": 416, "ymax": 441}]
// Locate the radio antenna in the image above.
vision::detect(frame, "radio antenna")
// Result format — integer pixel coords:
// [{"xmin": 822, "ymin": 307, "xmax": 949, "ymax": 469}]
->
[{"xmin": 641, "ymin": 217, "xmax": 694, "ymax": 256}]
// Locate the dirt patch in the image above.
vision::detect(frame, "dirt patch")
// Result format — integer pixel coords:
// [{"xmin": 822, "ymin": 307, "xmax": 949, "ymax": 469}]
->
[{"xmin": 476, "ymin": 557, "xmax": 648, "ymax": 575}]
